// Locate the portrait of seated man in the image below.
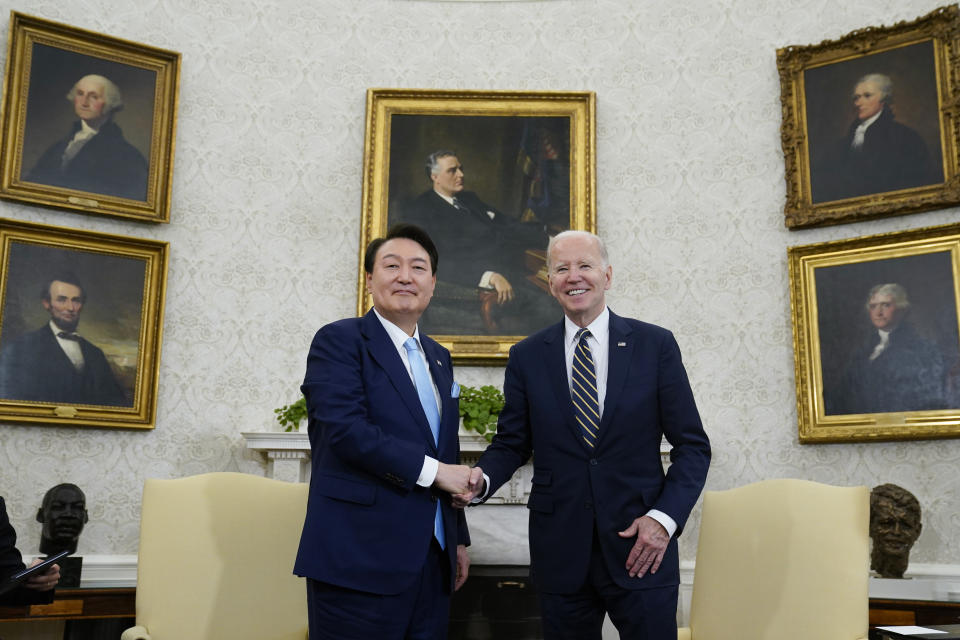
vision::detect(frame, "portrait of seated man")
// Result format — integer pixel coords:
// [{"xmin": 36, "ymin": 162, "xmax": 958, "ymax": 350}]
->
[
  {"xmin": 824, "ymin": 283, "xmax": 947, "ymax": 415},
  {"xmin": 398, "ymin": 150, "xmax": 560, "ymax": 336},
  {"xmin": 0, "ymin": 273, "xmax": 129, "ymax": 407},
  {"xmin": 870, "ymin": 483, "xmax": 921, "ymax": 579},
  {"xmin": 813, "ymin": 73, "xmax": 941, "ymax": 203},
  {"xmin": 24, "ymin": 74, "xmax": 149, "ymax": 201}
]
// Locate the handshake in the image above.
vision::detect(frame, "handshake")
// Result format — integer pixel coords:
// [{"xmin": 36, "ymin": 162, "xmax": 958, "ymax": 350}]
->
[{"xmin": 434, "ymin": 463, "xmax": 486, "ymax": 508}]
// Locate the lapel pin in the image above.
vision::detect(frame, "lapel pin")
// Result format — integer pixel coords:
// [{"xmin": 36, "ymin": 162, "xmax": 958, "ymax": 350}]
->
[
  {"xmin": 618, "ymin": 342, "xmax": 627, "ymax": 347},
  {"xmin": 436, "ymin": 360, "xmax": 442, "ymax": 366}
]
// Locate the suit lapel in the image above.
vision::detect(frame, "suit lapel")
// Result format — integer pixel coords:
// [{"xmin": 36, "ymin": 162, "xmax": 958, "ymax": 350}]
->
[
  {"xmin": 598, "ymin": 311, "xmax": 635, "ymax": 441},
  {"xmin": 422, "ymin": 337, "xmax": 455, "ymax": 449},
  {"xmin": 542, "ymin": 322, "xmax": 581, "ymax": 444},
  {"xmin": 360, "ymin": 311, "xmax": 437, "ymax": 451}
]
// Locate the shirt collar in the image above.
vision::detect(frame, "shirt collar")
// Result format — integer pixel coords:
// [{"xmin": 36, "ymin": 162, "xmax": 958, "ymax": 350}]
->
[
  {"xmin": 563, "ymin": 306, "xmax": 610, "ymax": 346},
  {"xmin": 79, "ymin": 119, "xmax": 100, "ymax": 136},
  {"xmin": 434, "ymin": 189, "xmax": 457, "ymax": 207},
  {"xmin": 856, "ymin": 110, "xmax": 883, "ymax": 131},
  {"xmin": 49, "ymin": 320, "xmax": 80, "ymax": 339},
  {"xmin": 372, "ymin": 307, "xmax": 422, "ymax": 352}
]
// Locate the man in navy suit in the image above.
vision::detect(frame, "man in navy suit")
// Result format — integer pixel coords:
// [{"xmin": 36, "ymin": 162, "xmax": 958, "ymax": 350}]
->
[
  {"xmin": 294, "ymin": 224, "xmax": 474, "ymax": 639},
  {"xmin": 458, "ymin": 230, "xmax": 711, "ymax": 639},
  {"xmin": 1, "ymin": 497, "xmax": 60, "ymax": 605},
  {"xmin": 0, "ymin": 274, "xmax": 128, "ymax": 406},
  {"xmin": 400, "ymin": 150, "xmax": 559, "ymax": 335}
]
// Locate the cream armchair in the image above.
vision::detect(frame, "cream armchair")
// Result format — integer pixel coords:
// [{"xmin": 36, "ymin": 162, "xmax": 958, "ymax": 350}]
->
[
  {"xmin": 121, "ymin": 472, "xmax": 309, "ymax": 640},
  {"xmin": 678, "ymin": 478, "xmax": 869, "ymax": 640}
]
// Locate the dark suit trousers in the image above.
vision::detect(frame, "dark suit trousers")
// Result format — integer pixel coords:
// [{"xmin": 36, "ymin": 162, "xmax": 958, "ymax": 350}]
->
[
  {"xmin": 538, "ymin": 529, "xmax": 678, "ymax": 640},
  {"xmin": 305, "ymin": 539, "xmax": 451, "ymax": 640}
]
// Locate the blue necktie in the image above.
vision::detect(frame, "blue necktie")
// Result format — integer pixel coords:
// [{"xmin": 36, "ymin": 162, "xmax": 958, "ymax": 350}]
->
[
  {"xmin": 403, "ymin": 338, "xmax": 445, "ymax": 550},
  {"xmin": 571, "ymin": 328, "xmax": 600, "ymax": 449}
]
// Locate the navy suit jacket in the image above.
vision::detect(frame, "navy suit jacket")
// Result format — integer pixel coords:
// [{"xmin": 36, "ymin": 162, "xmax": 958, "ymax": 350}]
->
[
  {"xmin": 293, "ymin": 310, "xmax": 469, "ymax": 595},
  {"xmin": 0, "ymin": 325, "xmax": 128, "ymax": 407},
  {"xmin": 476, "ymin": 311, "xmax": 711, "ymax": 594},
  {"xmin": 0, "ymin": 497, "xmax": 55, "ymax": 605}
]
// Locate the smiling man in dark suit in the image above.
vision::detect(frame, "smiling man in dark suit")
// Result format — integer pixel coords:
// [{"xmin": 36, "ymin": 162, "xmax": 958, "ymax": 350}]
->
[
  {"xmin": 0, "ymin": 273, "xmax": 127, "ymax": 406},
  {"xmin": 294, "ymin": 223, "xmax": 474, "ymax": 640},
  {"xmin": 457, "ymin": 230, "xmax": 711, "ymax": 639}
]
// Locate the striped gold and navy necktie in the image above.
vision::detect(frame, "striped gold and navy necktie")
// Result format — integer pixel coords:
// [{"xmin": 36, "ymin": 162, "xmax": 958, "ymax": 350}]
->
[{"xmin": 571, "ymin": 328, "xmax": 600, "ymax": 448}]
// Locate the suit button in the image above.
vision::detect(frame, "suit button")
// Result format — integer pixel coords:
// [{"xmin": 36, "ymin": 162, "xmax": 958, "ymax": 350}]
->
[
  {"xmin": 590, "ymin": 459, "xmax": 598, "ymax": 466},
  {"xmin": 585, "ymin": 501, "xmax": 593, "ymax": 509}
]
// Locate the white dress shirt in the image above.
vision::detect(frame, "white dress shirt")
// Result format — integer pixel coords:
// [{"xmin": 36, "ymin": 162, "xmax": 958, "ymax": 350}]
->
[
  {"xmin": 851, "ymin": 110, "xmax": 882, "ymax": 150},
  {"xmin": 50, "ymin": 321, "xmax": 85, "ymax": 371},
  {"xmin": 371, "ymin": 308, "xmax": 442, "ymax": 487}
]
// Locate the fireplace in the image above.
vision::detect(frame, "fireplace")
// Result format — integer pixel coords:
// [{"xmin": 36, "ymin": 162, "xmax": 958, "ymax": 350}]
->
[{"xmin": 450, "ymin": 565, "xmax": 541, "ymax": 640}]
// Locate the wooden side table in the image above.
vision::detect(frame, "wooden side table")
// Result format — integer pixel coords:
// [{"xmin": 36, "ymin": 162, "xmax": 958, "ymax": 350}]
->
[{"xmin": 0, "ymin": 587, "xmax": 135, "ymax": 622}]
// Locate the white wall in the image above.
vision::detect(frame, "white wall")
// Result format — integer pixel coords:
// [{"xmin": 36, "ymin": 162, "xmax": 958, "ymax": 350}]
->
[{"xmin": 0, "ymin": 0, "xmax": 957, "ymax": 575}]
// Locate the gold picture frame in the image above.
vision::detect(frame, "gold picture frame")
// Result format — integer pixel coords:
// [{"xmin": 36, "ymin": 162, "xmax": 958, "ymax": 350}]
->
[
  {"xmin": 777, "ymin": 4, "xmax": 960, "ymax": 229},
  {"xmin": 0, "ymin": 12, "xmax": 180, "ymax": 223},
  {"xmin": 0, "ymin": 217, "xmax": 168, "ymax": 429},
  {"xmin": 358, "ymin": 88, "xmax": 596, "ymax": 364},
  {"xmin": 789, "ymin": 223, "xmax": 960, "ymax": 443}
]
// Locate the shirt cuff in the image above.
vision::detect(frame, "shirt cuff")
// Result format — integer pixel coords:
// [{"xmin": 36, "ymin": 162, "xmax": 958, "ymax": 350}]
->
[
  {"xmin": 478, "ymin": 271, "xmax": 495, "ymax": 289},
  {"xmin": 417, "ymin": 456, "xmax": 438, "ymax": 487},
  {"xmin": 646, "ymin": 509, "xmax": 677, "ymax": 538},
  {"xmin": 471, "ymin": 472, "xmax": 492, "ymax": 503}
]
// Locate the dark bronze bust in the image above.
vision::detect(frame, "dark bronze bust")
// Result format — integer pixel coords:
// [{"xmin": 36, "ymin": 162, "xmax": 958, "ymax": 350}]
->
[
  {"xmin": 870, "ymin": 483, "xmax": 921, "ymax": 579},
  {"xmin": 36, "ymin": 483, "xmax": 88, "ymax": 556}
]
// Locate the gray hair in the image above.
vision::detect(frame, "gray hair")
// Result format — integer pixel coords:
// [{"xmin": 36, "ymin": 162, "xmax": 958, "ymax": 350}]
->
[
  {"xmin": 425, "ymin": 150, "xmax": 457, "ymax": 180},
  {"xmin": 547, "ymin": 230, "xmax": 609, "ymax": 270},
  {"xmin": 866, "ymin": 283, "xmax": 910, "ymax": 311},
  {"xmin": 66, "ymin": 74, "xmax": 123, "ymax": 115},
  {"xmin": 856, "ymin": 73, "xmax": 893, "ymax": 106}
]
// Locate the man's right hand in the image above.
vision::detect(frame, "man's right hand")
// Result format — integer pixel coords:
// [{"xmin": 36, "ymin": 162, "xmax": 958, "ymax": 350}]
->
[
  {"xmin": 433, "ymin": 463, "xmax": 474, "ymax": 494},
  {"xmin": 452, "ymin": 466, "xmax": 485, "ymax": 508},
  {"xmin": 489, "ymin": 273, "xmax": 515, "ymax": 304}
]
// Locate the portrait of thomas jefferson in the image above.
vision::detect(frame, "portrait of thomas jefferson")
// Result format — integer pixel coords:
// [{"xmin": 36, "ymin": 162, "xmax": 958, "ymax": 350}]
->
[{"xmin": 815, "ymin": 250, "xmax": 960, "ymax": 417}]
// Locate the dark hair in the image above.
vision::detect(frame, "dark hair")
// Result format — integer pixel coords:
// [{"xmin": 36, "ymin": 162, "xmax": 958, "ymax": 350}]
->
[
  {"xmin": 364, "ymin": 223, "xmax": 438, "ymax": 275},
  {"xmin": 41, "ymin": 273, "xmax": 87, "ymax": 303}
]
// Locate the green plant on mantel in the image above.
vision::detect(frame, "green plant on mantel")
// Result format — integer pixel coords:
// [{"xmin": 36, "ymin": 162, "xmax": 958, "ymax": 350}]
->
[
  {"xmin": 274, "ymin": 396, "xmax": 307, "ymax": 432},
  {"xmin": 275, "ymin": 384, "xmax": 506, "ymax": 439},
  {"xmin": 458, "ymin": 384, "xmax": 504, "ymax": 443}
]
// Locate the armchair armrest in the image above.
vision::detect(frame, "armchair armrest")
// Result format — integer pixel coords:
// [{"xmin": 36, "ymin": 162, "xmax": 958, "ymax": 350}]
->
[{"xmin": 120, "ymin": 625, "xmax": 150, "ymax": 640}]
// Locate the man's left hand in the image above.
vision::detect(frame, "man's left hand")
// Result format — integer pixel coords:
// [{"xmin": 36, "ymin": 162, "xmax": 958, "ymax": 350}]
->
[
  {"xmin": 618, "ymin": 515, "xmax": 668, "ymax": 578},
  {"xmin": 23, "ymin": 558, "xmax": 60, "ymax": 592},
  {"xmin": 455, "ymin": 544, "xmax": 470, "ymax": 591}
]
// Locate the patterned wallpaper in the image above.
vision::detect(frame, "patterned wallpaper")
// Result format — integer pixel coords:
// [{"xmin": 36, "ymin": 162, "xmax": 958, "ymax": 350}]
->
[{"xmin": 0, "ymin": 0, "xmax": 957, "ymax": 569}]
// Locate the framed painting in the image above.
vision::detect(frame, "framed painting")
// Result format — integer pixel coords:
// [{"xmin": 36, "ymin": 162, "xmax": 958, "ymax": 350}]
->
[
  {"xmin": 358, "ymin": 88, "xmax": 596, "ymax": 364},
  {"xmin": 0, "ymin": 217, "xmax": 168, "ymax": 429},
  {"xmin": 789, "ymin": 222, "xmax": 960, "ymax": 443},
  {"xmin": 0, "ymin": 12, "xmax": 180, "ymax": 223},
  {"xmin": 777, "ymin": 5, "xmax": 960, "ymax": 228}
]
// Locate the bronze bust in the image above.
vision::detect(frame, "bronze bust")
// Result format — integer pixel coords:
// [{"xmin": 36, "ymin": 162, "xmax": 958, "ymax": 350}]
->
[
  {"xmin": 870, "ymin": 483, "xmax": 921, "ymax": 579},
  {"xmin": 36, "ymin": 483, "xmax": 88, "ymax": 556}
]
